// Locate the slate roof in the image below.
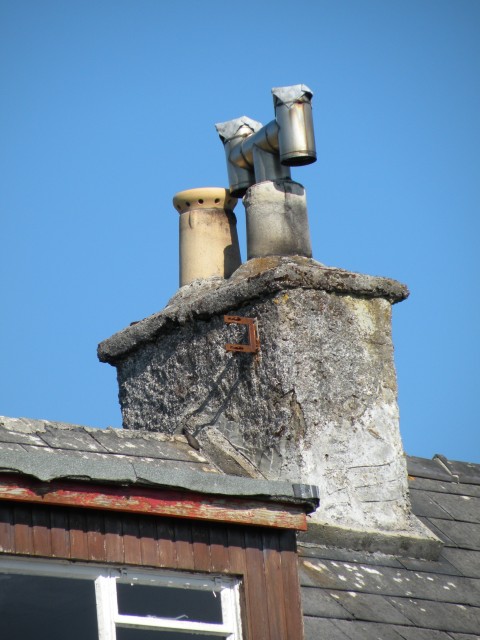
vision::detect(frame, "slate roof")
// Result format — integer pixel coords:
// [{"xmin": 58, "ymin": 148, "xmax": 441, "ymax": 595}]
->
[
  {"xmin": 0, "ymin": 417, "xmax": 479, "ymax": 637},
  {"xmin": 300, "ymin": 455, "xmax": 480, "ymax": 639},
  {"xmin": 0, "ymin": 416, "xmax": 319, "ymax": 509}
]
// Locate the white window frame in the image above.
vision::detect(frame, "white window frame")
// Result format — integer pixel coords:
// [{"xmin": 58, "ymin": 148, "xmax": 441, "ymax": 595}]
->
[{"xmin": 0, "ymin": 556, "xmax": 243, "ymax": 639}]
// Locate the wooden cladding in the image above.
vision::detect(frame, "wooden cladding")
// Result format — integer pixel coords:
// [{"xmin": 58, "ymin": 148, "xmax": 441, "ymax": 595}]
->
[
  {"xmin": 0, "ymin": 474, "xmax": 307, "ymax": 531},
  {"xmin": 0, "ymin": 502, "xmax": 304, "ymax": 640}
]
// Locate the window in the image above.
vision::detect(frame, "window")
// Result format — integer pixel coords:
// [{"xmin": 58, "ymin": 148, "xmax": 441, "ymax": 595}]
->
[{"xmin": 0, "ymin": 557, "xmax": 242, "ymax": 639}]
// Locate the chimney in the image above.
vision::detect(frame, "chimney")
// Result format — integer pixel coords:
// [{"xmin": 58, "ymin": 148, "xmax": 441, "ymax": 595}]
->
[
  {"xmin": 98, "ymin": 85, "xmax": 441, "ymax": 559},
  {"xmin": 173, "ymin": 187, "xmax": 241, "ymax": 287}
]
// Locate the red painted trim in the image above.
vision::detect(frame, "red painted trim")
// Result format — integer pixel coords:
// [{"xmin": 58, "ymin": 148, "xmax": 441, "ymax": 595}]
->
[{"xmin": 0, "ymin": 475, "xmax": 307, "ymax": 531}]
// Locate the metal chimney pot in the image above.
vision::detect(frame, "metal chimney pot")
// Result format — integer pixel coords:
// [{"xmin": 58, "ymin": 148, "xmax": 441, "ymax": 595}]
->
[
  {"xmin": 216, "ymin": 84, "xmax": 316, "ymax": 197},
  {"xmin": 215, "ymin": 117, "xmax": 261, "ymax": 198},
  {"xmin": 272, "ymin": 84, "xmax": 316, "ymax": 166}
]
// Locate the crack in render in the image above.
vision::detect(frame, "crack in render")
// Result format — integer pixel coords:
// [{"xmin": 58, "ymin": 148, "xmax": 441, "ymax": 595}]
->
[
  {"xmin": 189, "ymin": 374, "xmax": 243, "ymax": 438},
  {"xmin": 348, "ymin": 460, "xmax": 395, "ymax": 471},
  {"xmin": 361, "ymin": 497, "xmax": 402, "ymax": 504},
  {"xmin": 354, "ymin": 478, "xmax": 399, "ymax": 490},
  {"xmin": 186, "ymin": 359, "xmax": 235, "ymax": 421}
]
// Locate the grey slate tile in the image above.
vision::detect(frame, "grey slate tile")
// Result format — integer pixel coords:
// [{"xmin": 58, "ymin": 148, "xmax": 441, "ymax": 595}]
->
[
  {"xmin": 409, "ymin": 477, "xmax": 480, "ymax": 499},
  {"xmin": 441, "ymin": 548, "xmax": 480, "ymax": 579},
  {"xmin": 300, "ymin": 557, "xmax": 402, "ymax": 594},
  {"xmin": 132, "ymin": 459, "xmax": 219, "ymax": 487},
  {"xmin": 410, "ymin": 489, "xmax": 453, "ymax": 519},
  {"xmin": 0, "ymin": 426, "xmax": 45, "ymax": 447},
  {"xmin": 39, "ymin": 427, "xmax": 109, "ymax": 453},
  {"xmin": 430, "ymin": 491, "xmax": 480, "ymax": 524},
  {"xmin": 297, "ymin": 543, "xmax": 403, "ymax": 568},
  {"xmin": 333, "ymin": 619, "xmax": 409, "ymax": 640},
  {"xmin": 427, "ymin": 518, "xmax": 480, "ymax": 551},
  {"xmin": 398, "ymin": 554, "xmax": 462, "ymax": 577},
  {"xmin": 387, "ymin": 596, "xmax": 480, "ymax": 634},
  {"xmin": 91, "ymin": 429, "xmax": 199, "ymax": 462},
  {"xmin": 418, "ymin": 517, "xmax": 459, "ymax": 546},
  {"xmin": 299, "ymin": 557, "xmax": 480, "ymax": 606},
  {"xmin": 0, "ymin": 442, "xmax": 28, "ymax": 456},
  {"xmin": 0, "ymin": 418, "xmax": 212, "ymax": 469},
  {"xmin": 299, "ymin": 558, "xmax": 341, "ymax": 588},
  {"xmin": 304, "ymin": 616, "xmax": 466, "ymax": 640},
  {"xmin": 303, "ymin": 616, "xmax": 351, "ymax": 640},
  {"xmin": 395, "ymin": 627, "xmax": 462, "ymax": 640},
  {"xmin": 9, "ymin": 446, "xmax": 137, "ymax": 483},
  {"xmin": 301, "ymin": 586, "xmax": 351, "ymax": 618},
  {"xmin": 407, "ymin": 457, "xmax": 453, "ymax": 482},
  {"xmin": 328, "ymin": 590, "xmax": 413, "ymax": 625},
  {"xmin": 0, "ymin": 416, "xmax": 48, "ymax": 433}
]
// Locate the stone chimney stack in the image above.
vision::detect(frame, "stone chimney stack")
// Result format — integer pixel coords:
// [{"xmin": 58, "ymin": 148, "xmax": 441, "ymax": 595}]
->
[
  {"xmin": 98, "ymin": 85, "xmax": 441, "ymax": 558},
  {"xmin": 98, "ymin": 256, "xmax": 439, "ymax": 557}
]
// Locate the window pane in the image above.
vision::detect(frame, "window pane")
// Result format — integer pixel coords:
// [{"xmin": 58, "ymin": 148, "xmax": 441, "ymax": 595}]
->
[
  {"xmin": 0, "ymin": 574, "xmax": 98, "ymax": 640},
  {"xmin": 118, "ymin": 630, "xmax": 222, "ymax": 640},
  {"xmin": 117, "ymin": 583, "xmax": 223, "ymax": 623}
]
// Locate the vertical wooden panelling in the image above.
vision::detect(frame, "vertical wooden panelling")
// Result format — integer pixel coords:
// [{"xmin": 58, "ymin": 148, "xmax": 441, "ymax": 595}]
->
[
  {"xmin": 69, "ymin": 510, "xmax": 88, "ymax": 560},
  {"xmin": 123, "ymin": 516, "xmax": 142, "ymax": 565},
  {"xmin": 51, "ymin": 509, "xmax": 70, "ymax": 558},
  {"xmin": 227, "ymin": 527, "xmax": 246, "ymax": 576},
  {"xmin": 226, "ymin": 527, "xmax": 249, "ymax": 640},
  {"xmin": 13, "ymin": 505, "xmax": 34, "ymax": 555},
  {"xmin": 32, "ymin": 508, "xmax": 53, "ymax": 557},
  {"xmin": 156, "ymin": 520, "xmax": 176, "ymax": 569},
  {"xmin": 139, "ymin": 518, "xmax": 158, "ymax": 567},
  {"xmin": 86, "ymin": 513, "xmax": 106, "ymax": 562},
  {"xmin": 209, "ymin": 524, "xmax": 229, "ymax": 573},
  {"xmin": 244, "ymin": 529, "xmax": 271, "ymax": 640},
  {"xmin": 0, "ymin": 504, "xmax": 306, "ymax": 640},
  {"xmin": 263, "ymin": 530, "xmax": 288, "ymax": 640},
  {"xmin": 279, "ymin": 530, "xmax": 304, "ymax": 640},
  {"xmin": 192, "ymin": 522, "xmax": 211, "ymax": 573},
  {"xmin": 0, "ymin": 504, "xmax": 14, "ymax": 553},
  {"xmin": 104, "ymin": 512, "xmax": 124, "ymax": 564},
  {"xmin": 173, "ymin": 520, "xmax": 194, "ymax": 570}
]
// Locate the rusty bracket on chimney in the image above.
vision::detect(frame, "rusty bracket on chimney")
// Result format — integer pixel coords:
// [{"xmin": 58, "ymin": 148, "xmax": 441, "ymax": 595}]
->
[{"xmin": 224, "ymin": 315, "xmax": 260, "ymax": 354}]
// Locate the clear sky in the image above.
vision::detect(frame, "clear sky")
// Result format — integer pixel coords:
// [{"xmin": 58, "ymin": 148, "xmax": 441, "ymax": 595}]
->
[{"xmin": 1, "ymin": 1, "xmax": 479, "ymax": 463}]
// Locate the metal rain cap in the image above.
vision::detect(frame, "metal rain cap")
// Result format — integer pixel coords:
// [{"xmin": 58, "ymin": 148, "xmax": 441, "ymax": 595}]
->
[
  {"xmin": 215, "ymin": 116, "xmax": 263, "ymax": 142},
  {"xmin": 272, "ymin": 84, "xmax": 313, "ymax": 107}
]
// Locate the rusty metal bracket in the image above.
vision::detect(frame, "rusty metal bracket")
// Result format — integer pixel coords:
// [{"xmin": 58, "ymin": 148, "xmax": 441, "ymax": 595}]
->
[{"xmin": 224, "ymin": 315, "xmax": 260, "ymax": 354}]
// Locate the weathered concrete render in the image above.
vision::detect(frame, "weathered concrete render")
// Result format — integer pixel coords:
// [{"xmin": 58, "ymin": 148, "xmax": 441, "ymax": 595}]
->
[
  {"xmin": 98, "ymin": 256, "xmax": 440, "ymax": 557},
  {"xmin": 98, "ymin": 256, "xmax": 408, "ymax": 363}
]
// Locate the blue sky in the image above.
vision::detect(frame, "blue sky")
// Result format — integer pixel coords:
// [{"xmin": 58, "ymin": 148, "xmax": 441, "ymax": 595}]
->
[{"xmin": 1, "ymin": 0, "xmax": 479, "ymax": 463}]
